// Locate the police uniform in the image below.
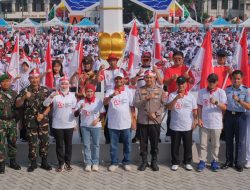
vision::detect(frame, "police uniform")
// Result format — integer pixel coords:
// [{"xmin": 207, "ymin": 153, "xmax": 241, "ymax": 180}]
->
[
  {"xmin": 0, "ymin": 74, "xmax": 21, "ymax": 174},
  {"xmin": 134, "ymin": 75, "xmax": 166, "ymax": 171},
  {"xmin": 223, "ymin": 85, "xmax": 250, "ymax": 171}
]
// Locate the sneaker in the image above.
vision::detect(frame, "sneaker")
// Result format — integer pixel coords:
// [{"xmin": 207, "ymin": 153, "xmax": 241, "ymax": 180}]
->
[
  {"xmin": 64, "ymin": 164, "xmax": 73, "ymax": 171},
  {"xmin": 185, "ymin": 164, "xmax": 193, "ymax": 171},
  {"xmin": 171, "ymin": 165, "xmax": 179, "ymax": 171},
  {"xmin": 197, "ymin": 160, "xmax": 206, "ymax": 172},
  {"xmin": 124, "ymin": 165, "xmax": 132, "ymax": 171},
  {"xmin": 108, "ymin": 165, "xmax": 118, "ymax": 172},
  {"xmin": 245, "ymin": 161, "xmax": 250, "ymax": 169},
  {"xmin": 92, "ymin": 165, "xmax": 99, "ymax": 171},
  {"xmin": 56, "ymin": 165, "xmax": 64, "ymax": 172},
  {"xmin": 85, "ymin": 165, "xmax": 92, "ymax": 172},
  {"xmin": 211, "ymin": 160, "xmax": 220, "ymax": 172}
]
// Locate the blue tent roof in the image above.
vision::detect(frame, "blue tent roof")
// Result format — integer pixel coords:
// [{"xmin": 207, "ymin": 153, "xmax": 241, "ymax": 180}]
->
[
  {"xmin": 0, "ymin": 18, "xmax": 9, "ymax": 27},
  {"xmin": 211, "ymin": 17, "xmax": 231, "ymax": 26},
  {"xmin": 75, "ymin": 18, "xmax": 98, "ymax": 28}
]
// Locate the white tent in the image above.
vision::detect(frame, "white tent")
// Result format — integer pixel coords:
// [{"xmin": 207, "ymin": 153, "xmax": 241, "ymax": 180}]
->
[
  {"xmin": 15, "ymin": 18, "xmax": 40, "ymax": 28},
  {"xmin": 177, "ymin": 17, "xmax": 203, "ymax": 28},
  {"xmin": 124, "ymin": 18, "xmax": 145, "ymax": 28},
  {"xmin": 239, "ymin": 18, "xmax": 250, "ymax": 27},
  {"xmin": 42, "ymin": 17, "xmax": 71, "ymax": 27},
  {"xmin": 149, "ymin": 17, "xmax": 175, "ymax": 28}
]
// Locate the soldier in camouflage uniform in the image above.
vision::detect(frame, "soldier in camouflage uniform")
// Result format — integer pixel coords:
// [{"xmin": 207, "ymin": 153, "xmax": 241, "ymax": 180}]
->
[
  {"xmin": 16, "ymin": 69, "xmax": 52, "ymax": 172},
  {"xmin": 0, "ymin": 74, "xmax": 21, "ymax": 174}
]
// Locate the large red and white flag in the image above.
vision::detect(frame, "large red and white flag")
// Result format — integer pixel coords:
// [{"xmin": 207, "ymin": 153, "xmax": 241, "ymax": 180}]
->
[
  {"xmin": 69, "ymin": 37, "xmax": 84, "ymax": 77},
  {"xmin": 45, "ymin": 37, "xmax": 54, "ymax": 89},
  {"xmin": 191, "ymin": 30, "xmax": 213, "ymax": 89},
  {"xmin": 126, "ymin": 20, "xmax": 141, "ymax": 77},
  {"xmin": 7, "ymin": 36, "xmax": 19, "ymax": 78},
  {"xmin": 235, "ymin": 27, "xmax": 250, "ymax": 87},
  {"xmin": 152, "ymin": 17, "xmax": 162, "ymax": 63}
]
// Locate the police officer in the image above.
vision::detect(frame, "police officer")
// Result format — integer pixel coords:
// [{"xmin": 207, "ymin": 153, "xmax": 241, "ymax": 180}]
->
[
  {"xmin": 134, "ymin": 70, "xmax": 166, "ymax": 171},
  {"xmin": 0, "ymin": 74, "xmax": 21, "ymax": 174},
  {"xmin": 221, "ymin": 70, "xmax": 250, "ymax": 172},
  {"xmin": 16, "ymin": 69, "xmax": 52, "ymax": 172}
]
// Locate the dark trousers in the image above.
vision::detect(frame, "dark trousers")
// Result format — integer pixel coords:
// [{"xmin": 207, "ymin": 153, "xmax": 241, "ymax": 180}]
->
[
  {"xmin": 104, "ymin": 105, "xmax": 110, "ymax": 143},
  {"xmin": 139, "ymin": 124, "xmax": 160, "ymax": 161},
  {"xmin": 53, "ymin": 128, "xmax": 74, "ymax": 166},
  {"xmin": 224, "ymin": 111, "xmax": 247, "ymax": 165},
  {"xmin": 171, "ymin": 130, "xmax": 192, "ymax": 165},
  {"xmin": 166, "ymin": 110, "xmax": 172, "ymax": 136}
]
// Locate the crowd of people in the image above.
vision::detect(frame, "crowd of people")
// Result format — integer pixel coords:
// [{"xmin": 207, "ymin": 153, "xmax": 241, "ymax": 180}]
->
[{"xmin": 0, "ymin": 26, "xmax": 249, "ymax": 175}]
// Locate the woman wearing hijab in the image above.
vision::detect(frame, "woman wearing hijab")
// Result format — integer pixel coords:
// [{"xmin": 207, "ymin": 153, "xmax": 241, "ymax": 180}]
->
[
  {"xmin": 43, "ymin": 76, "xmax": 77, "ymax": 172},
  {"xmin": 74, "ymin": 84, "xmax": 105, "ymax": 172}
]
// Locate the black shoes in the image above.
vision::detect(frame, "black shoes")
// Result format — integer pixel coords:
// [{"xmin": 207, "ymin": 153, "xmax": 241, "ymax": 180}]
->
[
  {"xmin": 10, "ymin": 159, "xmax": 21, "ymax": 170},
  {"xmin": 235, "ymin": 164, "xmax": 243, "ymax": 172},
  {"xmin": 151, "ymin": 162, "xmax": 159, "ymax": 171},
  {"xmin": 41, "ymin": 158, "xmax": 52, "ymax": 171},
  {"xmin": 0, "ymin": 161, "xmax": 5, "ymax": 174},
  {"xmin": 27, "ymin": 160, "xmax": 38, "ymax": 172},
  {"xmin": 221, "ymin": 162, "xmax": 234, "ymax": 169},
  {"xmin": 138, "ymin": 162, "xmax": 149, "ymax": 171}
]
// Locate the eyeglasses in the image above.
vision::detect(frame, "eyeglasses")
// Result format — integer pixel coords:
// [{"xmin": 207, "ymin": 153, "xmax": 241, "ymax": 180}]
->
[{"xmin": 208, "ymin": 80, "xmax": 216, "ymax": 83}]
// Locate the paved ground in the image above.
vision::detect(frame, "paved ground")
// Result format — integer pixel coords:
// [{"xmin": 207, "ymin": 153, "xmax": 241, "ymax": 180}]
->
[{"xmin": 1, "ymin": 162, "xmax": 250, "ymax": 190}]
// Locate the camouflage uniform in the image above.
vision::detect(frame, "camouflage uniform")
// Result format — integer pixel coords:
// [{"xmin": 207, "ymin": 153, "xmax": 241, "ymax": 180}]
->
[
  {"xmin": 17, "ymin": 85, "xmax": 50, "ymax": 161},
  {"xmin": 0, "ymin": 88, "xmax": 17, "ymax": 162}
]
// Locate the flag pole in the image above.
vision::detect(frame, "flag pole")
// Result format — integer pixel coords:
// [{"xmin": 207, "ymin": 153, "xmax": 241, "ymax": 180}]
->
[
  {"xmin": 17, "ymin": 34, "xmax": 20, "ymax": 94},
  {"xmin": 76, "ymin": 35, "xmax": 83, "ymax": 93}
]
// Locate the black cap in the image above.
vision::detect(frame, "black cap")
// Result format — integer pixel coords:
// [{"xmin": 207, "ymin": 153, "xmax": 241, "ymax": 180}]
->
[
  {"xmin": 216, "ymin": 49, "xmax": 227, "ymax": 57},
  {"xmin": 207, "ymin": 73, "xmax": 218, "ymax": 82},
  {"xmin": 176, "ymin": 76, "xmax": 187, "ymax": 84}
]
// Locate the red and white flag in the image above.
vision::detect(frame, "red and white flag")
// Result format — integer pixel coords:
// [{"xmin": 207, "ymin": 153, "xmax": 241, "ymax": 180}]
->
[
  {"xmin": 7, "ymin": 36, "xmax": 19, "ymax": 79},
  {"xmin": 235, "ymin": 27, "xmax": 250, "ymax": 87},
  {"xmin": 45, "ymin": 37, "xmax": 54, "ymax": 89},
  {"xmin": 152, "ymin": 17, "xmax": 162, "ymax": 63},
  {"xmin": 191, "ymin": 30, "xmax": 213, "ymax": 89},
  {"xmin": 126, "ymin": 20, "xmax": 141, "ymax": 77},
  {"xmin": 69, "ymin": 37, "xmax": 84, "ymax": 77}
]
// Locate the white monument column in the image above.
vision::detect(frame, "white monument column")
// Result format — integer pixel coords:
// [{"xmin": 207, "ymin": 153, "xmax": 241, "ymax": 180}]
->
[
  {"xmin": 44, "ymin": 0, "xmax": 50, "ymax": 12},
  {"xmin": 27, "ymin": 0, "xmax": 33, "ymax": 13},
  {"xmin": 11, "ymin": 0, "xmax": 16, "ymax": 12},
  {"xmin": 100, "ymin": 0, "xmax": 123, "ymax": 33}
]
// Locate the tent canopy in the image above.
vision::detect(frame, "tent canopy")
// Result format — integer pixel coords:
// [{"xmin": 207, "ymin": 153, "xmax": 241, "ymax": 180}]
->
[
  {"xmin": 15, "ymin": 18, "xmax": 40, "ymax": 28},
  {"xmin": 74, "ymin": 18, "xmax": 98, "ymax": 28},
  {"xmin": 239, "ymin": 17, "xmax": 250, "ymax": 27},
  {"xmin": 211, "ymin": 17, "xmax": 235, "ymax": 28},
  {"xmin": 42, "ymin": 17, "xmax": 70, "ymax": 27},
  {"xmin": 149, "ymin": 17, "xmax": 175, "ymax": 28},
  {"xmin": 124, "ymin": 18, "xmax": 145, "ymax": 28},
  {"xmin": 0, "ymin": 18, "xmax": 10, "ymax": 28},
  {"xmin": 177, "ymin": 17, "xmax": 203, "ymax": 27}
]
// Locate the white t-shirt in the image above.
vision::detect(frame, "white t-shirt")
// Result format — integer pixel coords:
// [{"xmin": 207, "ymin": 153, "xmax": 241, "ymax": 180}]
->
[
  {"xmin": 167, "ymin": 91, "xmax": 197, "ymax": 131},
  {"xmin": 75, "ymin": 97, "xmax": 105, "ymax": 128},
  {"xmin": 105, "ymin": 86, "xmax": 134, "ymax": 130},
  {"xmin": 197, "ymin": 88, "xmax": 227, "ymax": 129},
  {"xmin": 48, "ymin": 92, "xmax": 77, "ymax": 129}
]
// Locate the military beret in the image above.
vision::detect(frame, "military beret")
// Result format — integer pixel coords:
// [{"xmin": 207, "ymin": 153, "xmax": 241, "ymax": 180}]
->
[{"xmin": 0, "ymin": 73, "xmax": 10, "ymax": 83}]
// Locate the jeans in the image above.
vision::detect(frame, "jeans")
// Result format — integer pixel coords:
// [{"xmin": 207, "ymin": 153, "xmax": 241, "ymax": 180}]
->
[
  {"xmin": 109, "ymin": 128, "xmax": 131, "ymax": 165},
  {"xmin": 81, "ymin": 126, "xmax": 101, "ymax": 165}
]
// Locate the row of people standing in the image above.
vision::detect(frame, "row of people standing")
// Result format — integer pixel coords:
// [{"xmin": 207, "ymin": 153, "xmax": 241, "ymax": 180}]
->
[{"xmin": 0, "ymin": 50, "xmax": 249, "ymax": 174}]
